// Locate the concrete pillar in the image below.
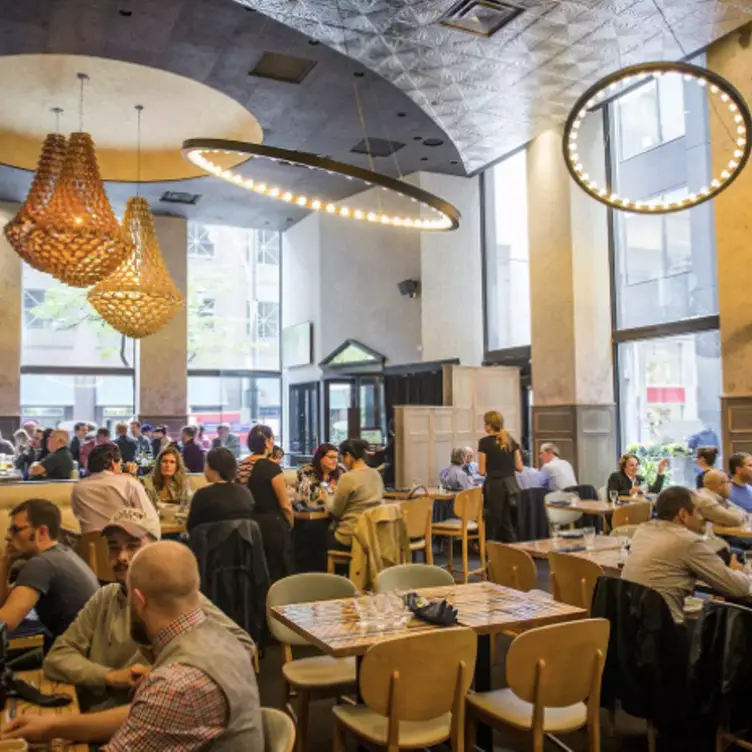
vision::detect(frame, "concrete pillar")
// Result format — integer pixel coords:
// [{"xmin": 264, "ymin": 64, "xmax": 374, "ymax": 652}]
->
[
  {"xmin": 527, "ymin": 122, "xmax": 616, "ymax": 485},
  {"xmin": 138, "ymin": 214, "xmax": 188, "ymax": 435},
  {"xmin": 0, "ymin": 202, "xmax": 22, "ymax": 437}
]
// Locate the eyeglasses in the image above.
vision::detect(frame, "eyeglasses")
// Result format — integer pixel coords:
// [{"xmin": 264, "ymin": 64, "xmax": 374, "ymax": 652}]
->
[{"xmin": 8, "ymin": 524, "xmax": 31, "ymax": 536}]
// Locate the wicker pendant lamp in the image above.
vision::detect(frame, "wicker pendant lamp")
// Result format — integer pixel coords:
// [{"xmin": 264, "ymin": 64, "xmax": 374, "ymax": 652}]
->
[
  {"xmin": 4, "ymin": 129, "xmax": 67, "ymax": 269},
  {"xmin": 88, "ymin": 106, "xmax": 184, "ymax": 338},
  {"xmin": 28, "ymin": 75, "xmax": 132, "ymax": 287}
]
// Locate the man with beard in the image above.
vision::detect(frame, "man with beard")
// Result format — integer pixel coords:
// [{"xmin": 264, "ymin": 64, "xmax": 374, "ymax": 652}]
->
[
  {"xmin": 42, "ymin": 508, "xmax": 254, "ymax": 713},
  {"xmin": 5, "ymin": 537, "xmax": 262, "ymax": 749}
]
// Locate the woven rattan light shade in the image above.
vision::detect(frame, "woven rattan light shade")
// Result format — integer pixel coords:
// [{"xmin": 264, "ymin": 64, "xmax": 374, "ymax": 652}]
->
[
  {"xmin": 29, "ymin": 132, "xmax": 132, "ymax": 287},
  {"xmin": 88, "ymin": 197, "xmax": 184, "ymax": 339},
  {"xmin": 4, "ymin": 133, "xmax": 66, "ymax": 269}
]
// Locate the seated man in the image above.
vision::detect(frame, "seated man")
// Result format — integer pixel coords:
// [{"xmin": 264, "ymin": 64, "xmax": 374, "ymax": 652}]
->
[
  {"xmin": 44, "ymin": 508, "xmax": 255, "ymax": 711},
  {"xmin": 0, "ymin": 499, "xmax": 98, "ymax": 641},
  {"xmin": 80, "ymin": 427, "xmax": 115, "ymax": 473},
  {"xmin": 622, "ymin": 486, "xmax": 752, "ymax": 624},
  {"xmin": 462, "ymin": 447, "xmax": 481, "ymax": 480},
  {"xmin": 515, "ymin": 449, "xmax": 546, "ymax": 490},
  {"xmin": 28, "ymin": 429, "xmax": 74, "ymax": 481},
  {"xmin": 538, "ymin": 442, "xmax": 577, "ymax": 491},
  {"xmin": 71, "ymin": 443, "xmax": 158, "ymax": 534},
  {"xmin": 697, "ymin": 469, "xmax": 745, "ymax": 528},
  {"xmin": 439, "ymin": 448, "xmax": 473, "ymax": 492},
  {"xmin": 6, "ymin": 540, "xmax": 263, "ymax": 751},
  {"xmin": 728, "ymin": 452, "xmax": 752, "ymax": 512}
]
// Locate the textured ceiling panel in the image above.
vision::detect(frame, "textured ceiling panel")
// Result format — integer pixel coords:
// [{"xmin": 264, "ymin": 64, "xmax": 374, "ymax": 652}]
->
[{"xmin": 234, "ymin": 0, "xmax": 752, "ymax": 171}]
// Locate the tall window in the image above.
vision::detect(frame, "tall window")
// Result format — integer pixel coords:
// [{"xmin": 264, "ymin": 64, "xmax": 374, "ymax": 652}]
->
[
  {"xmin": 608, "ymin": 58, "xmax": 721, "ymax": 471},
  {"xmin": 483, "ymin": 149, "xmax": 531, "ymax": 352},
  {"xmin": 21, "ymin": 264, "xmax": 136, "ymax": 429},
  {"xmin": 187, "ymin": 223, "xmax": 282, "ymax": 451}
]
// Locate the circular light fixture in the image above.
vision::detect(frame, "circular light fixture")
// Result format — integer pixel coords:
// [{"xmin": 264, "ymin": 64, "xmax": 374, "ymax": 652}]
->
[
  {"xmin": 563, "ymin": 61, "xmax": 752, "ymax": 214},
  {"xmin": 182, "ymin": 138, "xmax": 461, "ymax": 231}
]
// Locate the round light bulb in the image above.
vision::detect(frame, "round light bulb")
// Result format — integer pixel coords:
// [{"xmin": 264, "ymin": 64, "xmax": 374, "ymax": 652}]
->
[
  {"xmin": 326, "ymin": 203, "xmax": 336, "ymax": 213},
  {"xmin": 311, "ymin": 200, "xmax": 321, "ymax": 210}
]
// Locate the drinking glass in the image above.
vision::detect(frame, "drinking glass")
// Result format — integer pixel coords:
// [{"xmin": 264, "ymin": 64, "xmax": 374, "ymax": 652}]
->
[
  {"xmin": 354, "ymin": 595, "xmax": 371, "ymax": 632},
  {"xmin": 619, "ymin": 539, "xmax": 630, "ymax": 564},
  {"xmin": 388, "ymin": 593, "xmax": 410, "ymax": 629},
  {"xmin": 745, "ymin": 513, "xmax": 752, "ymax": 533},
  {"xmin": 371, "ymin": 593, "xmax": 391, "ymax": 632},
  {"xmin": 609, "ymin": 490, "xmax": 619, "ymax": 504},
  {"xmin": 551, "ymin": 524, "xmax": 562, "ymax": 551},
  {"xmin": 583, "ymin": 526, "xmax": 596, "ymax": 551}
]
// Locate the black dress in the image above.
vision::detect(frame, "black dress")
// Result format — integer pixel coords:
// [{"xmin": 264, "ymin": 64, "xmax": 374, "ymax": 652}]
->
[
  {"xmin": 606, "ymin": 470, "xmax": 665, "ymax": 498},
  {"xmin": 478, "ymin": 434, "xmax": 520, "ymax": 543},
  {"xmin": 247, "ymin": 458, "xmax": 293, "ymax": 583}
]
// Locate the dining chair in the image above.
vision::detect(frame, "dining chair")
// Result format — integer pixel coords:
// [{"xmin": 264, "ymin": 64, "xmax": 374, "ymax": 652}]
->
[
  {"xmin": 74, "ymin": 531, "xmax": 116, "ymax": 583},
  {"xmin": 326, "ymin": 548, "xmax": 352, "ymax": 575},
  {"xmin": 548, "ymin": 551, "xmax": 604, "ymax": 615},
  {"xmin": 611, "ymin": 500, "xmax": 652, "ymax": 530},
  {"xmin": 267, "ymin": 573, "xmax": 358, "ymax": 752},
  {"xmin": 431, "ymin": 487, "xmax": 486, "ymax": 583},
  {"xmin": 486, "ymin": 542, "xmax": 537, "ymax": 592},
  {"xmin": 333, "ymin": 627, "xmax": 477, "ymax": 752},
  {"xmin": 399, "ymin": 496, "xmax": 434, "ymax": 564},
  {"xmin": 262, "ymin": 707, "xmax": 296, "ymax": 752},
  {"xmin": 466, "ymin": 618, "xmax": 610, "ymax": 752},
  {"xmin": 375, "ymin": 563, "xmax": 454, "ymax": 592},
  {"xmin": 544, "ymin": 491, "xmax": 583, "ymax": 531}
]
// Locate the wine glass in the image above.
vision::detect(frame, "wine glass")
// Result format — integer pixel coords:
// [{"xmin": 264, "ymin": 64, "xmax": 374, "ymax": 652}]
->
[{"xmin": 609, "ymin": 490, "xmax": 619, "ymax": 505}]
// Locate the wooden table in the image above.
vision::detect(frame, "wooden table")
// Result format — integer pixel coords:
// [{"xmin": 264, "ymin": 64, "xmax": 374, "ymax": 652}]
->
[
  {"xmin": 0, "ymin": 669, "xmax": 88, "ymax": 750},
  {"xmin": 383, "ymin": 488, "xmax": 456, "ymax": 502},
  {"xmin": 510, "ymin": 535, "xmax": 623, "ymax": 560},
  {"xmin": 160, "ymin": 519, "xmax": 185, "ymax": 536},
  {"xmin": 545, "ymin": 498, "xmax": 645, "ymax": 532},
  {"xmin": 713, "ymin": 524, "xmax": 752, "ymax": 539},
  {"xmin": 294, "ymin": 509, "xmax": 329, "ymax": 521}
]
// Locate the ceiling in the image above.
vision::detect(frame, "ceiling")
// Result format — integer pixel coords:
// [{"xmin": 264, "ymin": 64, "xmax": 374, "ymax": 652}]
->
[
  {"xmin": 234, "ymin": 0, "xmax": 752, "ymax": 172},
  {"xmin": 0, "ymin": 0, "xmax": 463, "ymax": 230}
]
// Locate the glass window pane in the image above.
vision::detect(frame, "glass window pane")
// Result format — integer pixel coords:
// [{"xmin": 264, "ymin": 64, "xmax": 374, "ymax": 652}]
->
[
  {"xmin": 617, "ymin": 81, "xmax": 660, "ymax": 160},
  {"xmin": 658, "ymin": 74, "xmax": 686, "ymax": 143},
  {"xmin": 187, "ymin": 223, "xmax": 281, "ymax": 370},
  {"xmin": 484, "ymin": 149, "xmax": 531, "ymax": 350},
  {"xmin": 618, "ymin": 330, "xmax": 721, "ymax": 485},
  {"xmin": 328, "ymin": 383, "xmax": 352, "ymax": 444}
]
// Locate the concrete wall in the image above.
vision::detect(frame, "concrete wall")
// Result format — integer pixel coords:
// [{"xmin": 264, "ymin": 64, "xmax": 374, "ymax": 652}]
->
[{"xmin": 0, "ymin": 202, "xmax": 21, "ymax": 431}]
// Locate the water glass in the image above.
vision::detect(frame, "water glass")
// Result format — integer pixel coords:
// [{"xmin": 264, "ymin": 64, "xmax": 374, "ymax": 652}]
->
[
  {"xmin": 745, "ymin": 513, "xmax": 752, "ymax": 533},
  {"xmin": 371, "ymin": 593, "xmax": 391, "ymax": 632},
  {"xmin": 353, "ymin": 596, "xmax": 371, "ymax": 632},
  {"xmin": 551, "ymin": 525, "xmax": 562, "ymax": 551},
  {"xmin": 583, "ymin": 526, "xmax": 596, "ymax": 551},
  {"xmin": 609, "ymin": 490, "xmax": 619, "ymax": 504}
]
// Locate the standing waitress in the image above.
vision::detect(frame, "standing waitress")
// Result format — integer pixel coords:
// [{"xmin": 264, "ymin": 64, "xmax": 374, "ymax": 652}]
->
[{"xmin": 477, "ymin": 410, "xmax": 522, "ymax": 543}]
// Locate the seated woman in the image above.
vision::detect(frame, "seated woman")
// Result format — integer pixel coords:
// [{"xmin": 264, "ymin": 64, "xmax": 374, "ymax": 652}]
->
[
  {"xmin": 186, "ymin": 448, "xmax": 254, "ymax": 532},
  {"xmin": 695, "ymin": 445, "xmax": 719, "ymax": 490},
  {"xmin": 328, "ymin": 438, "xmax": 384, "ymax": 552},
  {"xmin": 297, "ymin": 443, "xmax": 345, "ymax": 506},
  {"xmin": 607, "ymin": 453, "xmax": 668, "ymax": 498},
  {"xmin": 439, "ymin": 448, "xmax": 473, "ymax": 492},
  {"xmin": 143, "ymin": 446, "xmax": 191, "ymax": 507}
]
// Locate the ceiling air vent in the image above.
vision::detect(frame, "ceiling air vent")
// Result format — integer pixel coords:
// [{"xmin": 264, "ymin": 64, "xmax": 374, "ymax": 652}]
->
[
  {"xmin": 160, "ymin": 190, "xmax": 201, "ymax": 205},
  {"xmin": 350, "ymin": 138, "xmax": 405, "ymax": 158},
  {"xmin": 248, "ymin": 52, "xmax": 317, "ymax": 84},
  {"xmin": 440, "ymin": 0, "xmax": 523, "ymax": 37}
]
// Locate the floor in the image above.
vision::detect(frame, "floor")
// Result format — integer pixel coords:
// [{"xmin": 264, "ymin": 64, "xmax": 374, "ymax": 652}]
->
[{"xmin": 257, "ymin": 555, "xmax": 719, "ymax": 752}]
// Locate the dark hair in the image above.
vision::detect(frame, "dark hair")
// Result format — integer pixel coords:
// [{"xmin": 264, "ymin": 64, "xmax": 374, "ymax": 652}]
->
[
  {"xmin": 206, "ymin": 447, "xmax": 237, "ymax": 482},
  {"xmin": 729, "ymin": 452, "xmax": 751, "ymax": 477},
  {"xmin": 312, "ymin": 443, "xmax": 339, "ymax": 478},
  {"xmin": 182, "ymin": 425, "xmax": 197, "ymax": 440},
  {"xmin": 73, "ymin": 422, "xmax": 87, "ymax": 432},
  {"xmin": 96, "ymin": 427, "xmax": 110, "ymax": 439},
  {"xmin": 38, "ymin": 428, "xmax": 54, "ymax": 460},
  {"xmin": 618, "ymin": 453, "xmax": 639, "ymax": 473},
  {"xmin": 696, "ymin": 446, "xmax": 719, "ymax": 468},
  {"xmin": 655, "ymin": 486, "xmax": 696, "ymax": 521},
  {"xmin": 248, "ymin": 424, "xmax": 274, "ymax": 455},
  {"xmin": 339, "ymin": 438, "xmax": 369, "ymax": 461},
  {"xmin": 271, "ymin": 445, "xmax": 284, "ymax": 461},
  {"xmin": 12, "ymin": 499, "xmax": 61, "ymax": 539},
  {"xmin": 88, "ymin": 443, "xmax": 122, "ymax": 474},
  {"xmin": 197, "ymin": 424, "xmax": 205, "ymax": 436}
]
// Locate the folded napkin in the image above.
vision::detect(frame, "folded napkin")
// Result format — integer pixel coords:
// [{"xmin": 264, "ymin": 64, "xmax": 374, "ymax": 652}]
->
[{"xmin": 404, "ymin": 593, "xmax": 458, "ymax": 627}]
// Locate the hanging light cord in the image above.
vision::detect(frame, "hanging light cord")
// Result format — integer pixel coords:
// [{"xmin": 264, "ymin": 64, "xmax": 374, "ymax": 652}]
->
[
  {"xmin": 51, "ymin": 107, "xmax": 63, "ymax": 134},
  {"xmin": 77, "ymin": 72, "xmax": 89, "ymax": 132},
  {"xmin": 135, "ymin": 105, "xmax": 143, "ymax": 196}
]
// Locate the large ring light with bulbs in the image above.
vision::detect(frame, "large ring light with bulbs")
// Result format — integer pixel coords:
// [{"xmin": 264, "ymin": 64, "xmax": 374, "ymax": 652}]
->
[
  {"xmin": 182, "ymin": 138, "xmax": 460, "ymax": 231},
  {"xmin": 563, "ymin": 61, "xmax": 752, "ymax": 214}
]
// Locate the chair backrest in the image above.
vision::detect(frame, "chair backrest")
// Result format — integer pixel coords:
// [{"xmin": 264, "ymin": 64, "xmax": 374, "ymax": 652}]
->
[
  {"xmin": 74, "ymin": 531, "xmax": 116, "ymax": 582},
  {"xmin": 360, "ymin": 627, "xmax": 477, "ymax": 721},
  {"xmin": 261, "ymin": 707, "xmax": 296, "ymax": 752},
  {"xmin": 453, "ymin": 487, "xmax": 483, "ymax": 524},
  {"xmin": 506, "ymin": 618, "xmax": 610, "ymax": 708},
  {"xmin": 487, "ymin": 542, "xmax": 537, "ymax": 592},
  {"xmin": 267, "ymin": 572, "xmax": 357, "ymax": 646},
  {"xmin": 399, "ymin": 497, "xmax": 433, "ymax": 540},
  {"xmin": 548, "ymin": 551, "xmax": 604, "ymax": 613},
  {"xmin": 375, "ymin": 563, "xmax": 454, "ymax": 592},
  {"xmin": 597, "ymin": 485, "xmax": 607, "ymax": 501},
  {"xmin": 611, "ymin": 501, "xmax": 652, "ymax": 529}
]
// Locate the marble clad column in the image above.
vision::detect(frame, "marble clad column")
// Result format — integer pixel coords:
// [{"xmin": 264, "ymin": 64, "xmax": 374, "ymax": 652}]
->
[
  {"xmin": 0, "ymin": 202, "xmax": 22, "ymax": 436},
  {"xmin": 527, "ymin": 124, "xmax": 616, "ymax": 485},
  {"xmin": 708, "ymin": 32, "xmax": 752, "ymax": 459},
  {"xmin": 138, "ymin": 214, "xmax": 188, "ymax": 434}
]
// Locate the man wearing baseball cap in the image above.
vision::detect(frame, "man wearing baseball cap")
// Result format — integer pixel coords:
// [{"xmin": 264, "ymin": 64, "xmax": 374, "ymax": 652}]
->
[{"xmin": 43, "ymin": 508, "xmax": 255, "ymax": 713}]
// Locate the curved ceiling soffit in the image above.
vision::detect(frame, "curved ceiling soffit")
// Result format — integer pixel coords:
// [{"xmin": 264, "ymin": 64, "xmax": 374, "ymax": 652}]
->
[{"xmin": 232, "ymin": 0, "xmax": 752, "ymax": 173}]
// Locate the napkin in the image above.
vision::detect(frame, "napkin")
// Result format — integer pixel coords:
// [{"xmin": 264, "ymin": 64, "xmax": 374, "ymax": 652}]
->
[{"xmin": 404, "ymin": 593, "xmax": 458, "ymax": 626}]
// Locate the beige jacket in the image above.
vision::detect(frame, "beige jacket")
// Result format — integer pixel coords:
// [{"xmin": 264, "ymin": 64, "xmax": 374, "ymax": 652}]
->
[
  {"xmin": 695, "ymin": 489, "xmax": 744, "ymax": 528},
  {"xmin": 349, "ymin": 504, "xmax": 411, "ymax": 591}
]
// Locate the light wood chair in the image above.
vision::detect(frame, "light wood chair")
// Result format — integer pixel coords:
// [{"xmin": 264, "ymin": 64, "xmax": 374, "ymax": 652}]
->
[
  {"xmin": 548, "ymin": 552, "xmax": 604, "ymax": 615},
  {"xmin": 267, "ymin": 573, "xmax": 358, "ymax": 752},
  {"xmin": 467, "ymin": 618, "xmax": 609, "ymax": 752},
  {"xmin": 333, "ymin": 627, "xmax": 476, "ymax": 752},
  {"xmin": 375, "ymin": 563, "xmax": 454, "ymax": 592},
  {"xmin": 487, "ymin": 542, "xmax": 537, "ymax": 592},
  {"xmin": 74, "ymin": 531, "xmax": 116, "ymax": 583},
  {"xmin": 432, "ymin": 487, "xmax": 486, "ymax": 584},
  {"xmin": 399, "ymin": 497, "xmax": 434, "ymax": 564},
  {"xmin": 611, "ymin": 500, "xmax": 652, "ymax": 530},
  {"xmin": 326, "ymin": 549, "xmax": 352, "ymax": 574},
  {"xmin": 262, "ymin": 707, "xmax": 296, "ymax": 752}
]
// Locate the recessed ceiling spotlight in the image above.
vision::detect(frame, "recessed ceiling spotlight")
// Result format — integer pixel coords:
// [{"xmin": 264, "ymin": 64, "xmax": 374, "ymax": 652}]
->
[
  {"xmin": 397, "ymin": 112, "xmax": 406, "ymax": 117},
  {"xmin": 450, "ymin": 160, "xmax": 459, "ymax": 165},
  {"xmin": 413, "ymin": 136, "xmax": 422, "ymax": 141},
  {"xmin": 420, "ymin": 157, "xmax": 428, "ymax": 161},
  {"xmin": 423, "ymin": 138, "xmax": 444, "ymax": 147},
  {"xmin": 308, "ymin": 39, "xmax": 319, "ymax": 46},
  {"xmin": 118, "ymin": 8, "xmax": 132, "ymax": 16},
  {"xmin": 353, "ymin": 71, "xmax": 365, "ymax": 78}
]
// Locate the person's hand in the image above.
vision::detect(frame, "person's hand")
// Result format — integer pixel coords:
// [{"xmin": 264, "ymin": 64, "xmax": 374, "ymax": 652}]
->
[
  {"xmin": 105, "ymin": 663, "xmax": 150, "ymax": 689},
  {"xmin": 125, "ymin": 462, "xmax": 138, "ymax": 476},
  {"xmin": 657, "ymin": 458, "xmax": 669, "ymax": 474},
  {"xmin": 629, "ymin": 485, "xmax": 640, "ymax": 496},
  {"xmin": 3, "ymin": 714, "xmax": 58, "ymax": 741}
]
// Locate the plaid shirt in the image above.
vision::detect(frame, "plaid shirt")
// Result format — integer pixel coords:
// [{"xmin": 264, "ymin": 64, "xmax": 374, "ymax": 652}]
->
[{"xmin": 104, "ymin": 609, "xmax": 228, "ymax": 752}]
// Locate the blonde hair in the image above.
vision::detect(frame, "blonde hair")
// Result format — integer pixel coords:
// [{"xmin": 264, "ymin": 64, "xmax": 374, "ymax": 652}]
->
[{"xmin": 483, "ymin": 410, "xmax": 512, "ymax": 451}]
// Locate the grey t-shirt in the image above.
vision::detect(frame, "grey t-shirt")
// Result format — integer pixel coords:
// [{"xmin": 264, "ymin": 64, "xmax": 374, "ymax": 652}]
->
[{"xmin": 16, "ymin": 544, "xmax": 99, "ymax": 640}]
